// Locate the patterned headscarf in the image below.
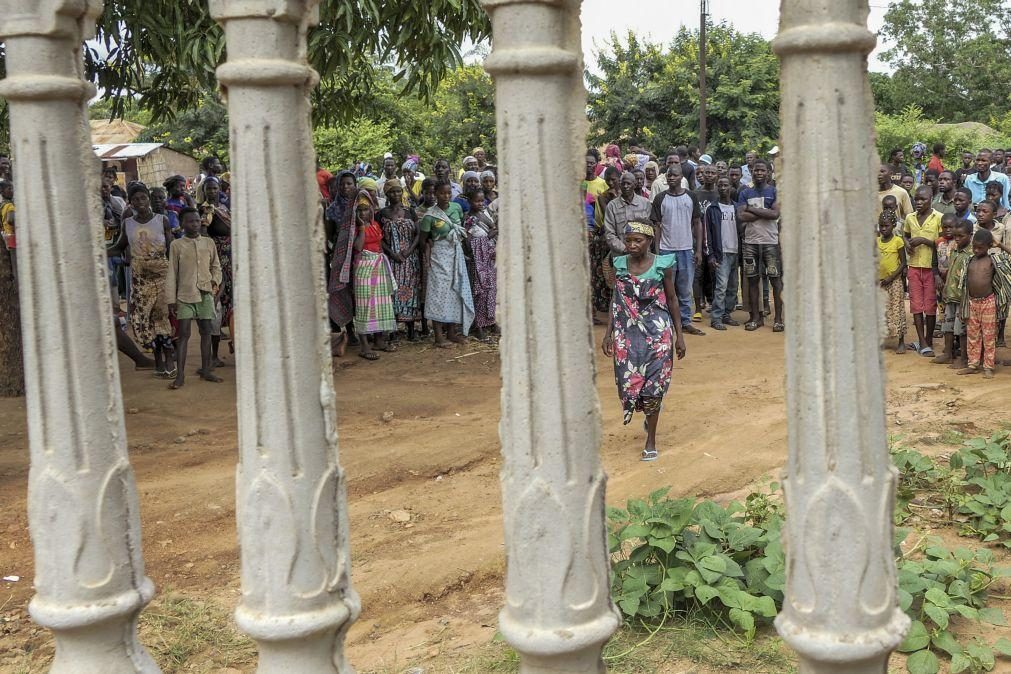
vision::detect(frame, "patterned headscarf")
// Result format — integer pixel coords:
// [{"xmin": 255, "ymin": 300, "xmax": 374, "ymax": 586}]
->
[
  {"xmin": 382, "ymin": 177, "xmax": 404, "ymax": 195},
  {"xmin": 625, "ymin": 221, "xmax": 654, "ymax": 238},
  {"xmin": 358, "ymin": 176, "xmax": 379, "ymax": 192}
]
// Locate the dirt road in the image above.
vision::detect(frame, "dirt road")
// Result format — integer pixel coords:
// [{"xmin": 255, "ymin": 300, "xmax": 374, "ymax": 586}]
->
[{"xmin": 1, "ymin": 323, "xmax": 1007, "ymax": 672}]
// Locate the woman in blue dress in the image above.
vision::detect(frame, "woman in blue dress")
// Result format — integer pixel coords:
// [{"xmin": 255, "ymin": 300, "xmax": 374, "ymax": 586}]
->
[{"xmin": 602, "ymin": 221, "xmax": 686, "ymax": 461}]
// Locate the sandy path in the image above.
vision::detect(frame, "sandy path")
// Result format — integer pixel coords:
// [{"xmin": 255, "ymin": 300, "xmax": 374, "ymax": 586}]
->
[{"xmin": 1, "ymin": 322, "xmax": 1006, "ymax": 671}]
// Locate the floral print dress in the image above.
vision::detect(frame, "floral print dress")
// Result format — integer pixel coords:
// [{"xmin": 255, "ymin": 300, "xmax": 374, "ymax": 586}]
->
[{"xmin": 610, "ymin": 254, "xmax": 676, "ymax": 424}]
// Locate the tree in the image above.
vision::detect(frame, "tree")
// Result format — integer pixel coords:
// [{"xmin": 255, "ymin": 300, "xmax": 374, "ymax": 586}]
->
[
  {"xmin": 586, "ymin": 25, "xmax": 780, "ymax": 162},
  {"xmin": 82, "ymin": 0, "xmax": 490, "ymax": 124},
  {"xmin": 311, "ymin": 64, "xmax": 496, "ymax": 172},
  {"xmin": 879, "ymin": 0, "xmax": 1011, "ymax": 123},
  {"xmin": 135, "ymin": 96, "xmax": 231, "ymax": 163}
]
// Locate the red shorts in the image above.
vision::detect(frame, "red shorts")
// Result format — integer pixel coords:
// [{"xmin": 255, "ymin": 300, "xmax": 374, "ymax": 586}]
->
[{"xmin": 907, "ymin": 266, "xmax": 936, "ymax": 315}]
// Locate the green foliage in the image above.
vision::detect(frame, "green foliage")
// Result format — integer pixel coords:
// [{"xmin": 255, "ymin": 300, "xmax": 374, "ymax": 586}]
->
[
  {"xmin": 587, "ymin": 24, "xmax": 780, "ymax": 161},
  {"xmin": 313, "ymin": 119, "xmax": 395, "ymax": 171},
  {"xmin": 607, "ymin": 486, "xmax": 784, "ymax": 640},
  {"xmin": 135, "ymin": 95, "xmax": 230, "ymax": 163},
  {"xmin": 611, "ymin": 444, "xmax": 1011, "ymax": 674},
  {"xmin": 71, "ymin": 0, "xmax": 490, "ymax": 123},
  {"xmin": 948, "ymin": 433, "xmax": 1011, "ymax": 545},
  {"xmin": 313, "ymin": 64, "xmax": 496, "ymax": 172},
  {"xmin": 879, "ymin": 0, "xmax": 1011, "ymax": 123},
  {"xmin": 896, "ymin": 539, "xmax": 1009, "ymax": 673},
  {"xmin": 874, "ymin": 106, "xmax": 1011, "ymax": 169}
]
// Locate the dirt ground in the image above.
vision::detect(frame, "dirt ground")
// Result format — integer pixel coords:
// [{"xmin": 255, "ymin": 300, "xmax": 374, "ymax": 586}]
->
[{"xmin": 2, "ymin": 321, "xmax": 1011, "ymax": 672}]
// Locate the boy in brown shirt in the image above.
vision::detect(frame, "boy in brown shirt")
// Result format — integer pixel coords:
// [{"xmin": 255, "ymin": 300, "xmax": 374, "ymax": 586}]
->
[{"xmin": 166, "ymin": 207, "xmax": 222, "ymax": 389}]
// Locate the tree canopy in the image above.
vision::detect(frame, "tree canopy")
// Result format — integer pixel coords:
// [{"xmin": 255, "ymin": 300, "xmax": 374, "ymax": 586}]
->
[
  {"xmin": 83, "ymin": 0, "xmax": 490, "ymax": 123},
  {"xmin": 876, "ymin": 0, "xmax": 1011, "ymax": 122},
  {"xmin": 586, "ymin": 25, "xmax": 780, "ymax": 161}
]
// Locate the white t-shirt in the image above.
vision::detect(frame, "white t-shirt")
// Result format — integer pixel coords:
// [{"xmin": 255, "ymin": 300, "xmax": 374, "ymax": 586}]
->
[{"xmin": 718, "ymin": 202, "xmax": 738, "ymax": 254}]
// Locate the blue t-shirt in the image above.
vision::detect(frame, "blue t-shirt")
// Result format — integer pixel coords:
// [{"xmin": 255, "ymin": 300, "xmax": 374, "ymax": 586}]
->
[{"xmin": 736, "ymin": 184, "xmax": 778, "ymax": 245}]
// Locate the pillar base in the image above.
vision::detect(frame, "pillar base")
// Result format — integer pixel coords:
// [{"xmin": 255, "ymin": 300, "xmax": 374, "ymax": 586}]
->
[
  {"xmin": 30, "ymin": 578, "xmax": 158, "ymax": 674},
  {"xmin": 776, "ymin": 610, "xmax": 909, "ymax": 673},
  {"xmin": 499, "ymin": 607, "xmax": 620, "ymax": 672}
]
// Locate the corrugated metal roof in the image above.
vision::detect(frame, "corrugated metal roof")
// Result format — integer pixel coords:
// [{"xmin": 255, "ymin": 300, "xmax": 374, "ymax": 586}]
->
[{"xmin": 92, "ymin": 143, "xmax": 164, "ymax": 160}]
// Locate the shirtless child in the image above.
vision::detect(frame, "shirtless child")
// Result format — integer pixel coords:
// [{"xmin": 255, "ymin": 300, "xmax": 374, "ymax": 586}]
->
[{"xmin": 958, "ymin": 229, "xmax": 1005, "ymax": 378}]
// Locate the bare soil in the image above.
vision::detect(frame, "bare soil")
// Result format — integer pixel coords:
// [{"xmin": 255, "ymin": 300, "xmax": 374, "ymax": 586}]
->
[{"xmin": 2, "ymin": 325, "xmax": 1011, "ymax": 672}]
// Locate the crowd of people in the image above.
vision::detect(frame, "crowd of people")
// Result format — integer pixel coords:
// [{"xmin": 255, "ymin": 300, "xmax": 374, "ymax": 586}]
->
[
  {"xmin": 877, "ymin": 144, "xmax": 1011, "ymax": 380},
  {"xmin": 2, "ymin": 138, "xmax": 1011, "ymax": 457}
]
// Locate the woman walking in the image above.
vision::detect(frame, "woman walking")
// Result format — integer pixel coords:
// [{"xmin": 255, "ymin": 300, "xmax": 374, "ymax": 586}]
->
[
  {"xmin": 419, "ymin": 181, "xmax": 474, "ymax": 347},
  {"xmin": 602, "ymin": 222, "xmax": 686, "ymax": 461},
  {"xmin": 380, "ymin": 179, "xmax": 423, "ymax": 341},
  {"xmin": 123, "ymin": 184, "xmax": 176, "ymax": 377}
]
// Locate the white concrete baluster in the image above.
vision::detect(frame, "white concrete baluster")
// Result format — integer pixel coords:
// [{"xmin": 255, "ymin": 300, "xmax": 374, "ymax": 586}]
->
[
  {"xmin": 482, "ymin": 0, "xmax": 621, "ymax": 671},
  {"xmin": 0, "ymin": 1, "xmax": 160, "ymax": 672},
  {"xmin": 772, "ymin": 1, "xmax": 909, "ymax": 672},
  {"xmin": 209, "ymin": 1, "xmax": 359, "ymax": 671}
]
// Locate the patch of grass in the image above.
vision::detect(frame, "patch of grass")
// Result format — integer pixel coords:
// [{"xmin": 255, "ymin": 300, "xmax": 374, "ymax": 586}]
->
[
  {"xmin": 139, "ymin": 591, "xmax": 256, "ymax": 673},
  {"xmin": 433, "ymin": 620, "xmax": 795, "ymax": 674},
  {"xmin": 940, "ymin": 428, "xmax": 966, "ymax": 446}
]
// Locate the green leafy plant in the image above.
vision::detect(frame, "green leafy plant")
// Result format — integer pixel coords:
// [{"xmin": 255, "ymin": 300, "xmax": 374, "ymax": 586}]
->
[
  {"xmin": 607, "ymin": 487, "xmax": 783, "ymax": 641},
  {"xmin": 949, "ymin": 433, "xmax": 1011, "ymax": 546},
  {"xmin": 896, "ymin": 539, "xmax": 1010, "ymax": 673}
]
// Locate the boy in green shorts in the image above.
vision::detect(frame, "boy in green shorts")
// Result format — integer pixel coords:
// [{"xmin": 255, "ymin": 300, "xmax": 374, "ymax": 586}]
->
[{"xmin": 166, "ymin": 208, "xmax": 222, "ymax": 389}]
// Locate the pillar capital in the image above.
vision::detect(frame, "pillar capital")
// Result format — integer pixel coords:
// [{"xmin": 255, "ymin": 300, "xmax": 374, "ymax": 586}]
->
[
  {"xmin": 0, "ymin": 0, "xmax": 102, "ymax": 39},
  {"xmin": 208, "ymin": 0, "xmax": 318, "ymax": 25}
]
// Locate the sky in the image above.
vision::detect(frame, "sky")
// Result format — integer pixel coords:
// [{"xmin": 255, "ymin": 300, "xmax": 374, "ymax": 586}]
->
[{"xmin": 579, "ymin": 0, "xmax": 896, "ymax": 73}]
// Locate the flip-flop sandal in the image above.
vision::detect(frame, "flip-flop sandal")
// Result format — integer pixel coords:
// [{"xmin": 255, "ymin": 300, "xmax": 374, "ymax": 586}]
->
[
  {"xmin": 773, "ymin": 323, "xmax": 785, "ymax": 333},
  {"xmin": 359, "ymin": 352, "xmax": 380, "ymax": 360},
  {"xmin": 641, "ymin": 449, "xmax": 659, "ymax": 462},
  {"xmin": 919, "ymin": 347, "xmax": 935, "ymax": 357},
  {"xmin": 745, "ymin": 322, "xmax": 760, "ymax": 331},
  {"xmin": 200, "ymin": 373, "xmax": 224, "ymax": 383},
  {"xmin": 380, "ymin": 345, "xmax": 398, "ymax": 353}
]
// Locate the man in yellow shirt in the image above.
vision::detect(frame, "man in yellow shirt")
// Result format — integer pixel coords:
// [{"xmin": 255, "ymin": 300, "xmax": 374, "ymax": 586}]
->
[
  {"xmin": 585, "ymin": 152, "xmax": 608, "ymax": 198},
  {"xmin": 903, "ymin": 185, "xmax": 942, "ymax": 356},
  {"xmin": 878, "ymin": 164, "xmax": 913, "ymax": 220}
]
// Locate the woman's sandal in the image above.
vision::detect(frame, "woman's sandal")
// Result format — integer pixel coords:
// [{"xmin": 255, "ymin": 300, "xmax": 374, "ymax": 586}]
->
[
  {"xmin": 745, "ymin": 322, "xmax": 760, "ymax": 331},
  {"xmin": 359, "ymin": 352, "xmax": 380, "ymax": 361},
  {"xmin": 641, "ymin": 449, "xmax": 659, "ymax": 462},
  {"xmin": 772, "ymin": 322, "xmax": 785, "ymax": 333}
]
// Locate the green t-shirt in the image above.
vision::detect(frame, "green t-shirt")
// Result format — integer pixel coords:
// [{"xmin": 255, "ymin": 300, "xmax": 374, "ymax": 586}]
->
[{"xmin": 613, "ymin": 253, "xmax": 676, "ymax": 281}]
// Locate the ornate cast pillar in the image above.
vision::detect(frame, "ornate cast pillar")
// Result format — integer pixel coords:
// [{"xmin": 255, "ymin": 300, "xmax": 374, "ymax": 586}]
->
[
  {"xmin": 209, "ymin": 1, "xmax": 359, "ymax": 671},
  {"xmin": 482, "ymin": 0, "xmax": 620, "ymax": 671},
  {"xmin": 0, "ymin": 1, "xmax": 159, "ymax": 672},
  {"xmin": 772, "ymin": 1, "xmax": 909, "ymax": 672}
]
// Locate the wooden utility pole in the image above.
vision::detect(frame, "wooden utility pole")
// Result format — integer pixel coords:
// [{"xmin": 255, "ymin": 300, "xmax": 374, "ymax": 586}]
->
[{"xmin": 699, "ymin": 0, "xmax": 708, "ymax": 152}]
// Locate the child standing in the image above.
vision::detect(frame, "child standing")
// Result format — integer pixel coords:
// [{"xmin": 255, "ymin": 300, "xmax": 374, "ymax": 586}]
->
[
  {"xmin": 166, "ymin": 208, "xmax": 222, "ymax": 389},
  {"xmin": 934, "ymin": 219, "xmax": 973, "ymax": 367},
  {"xmin": 903, "ymin": 185, "xmax": 942, "ymax": 356},
  {"xmin": 878, "ymin": 210, "xmax": 907, "ymax": 353},
  {"xmin": 352, "ymin": 191, "xmax": 397, "ymax": 360},
  {"xmin": 957, "ymin": 229, "xmax": 1011, "ymax": 379}
]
